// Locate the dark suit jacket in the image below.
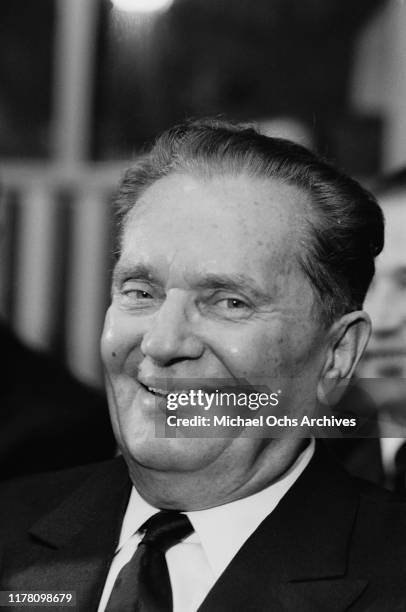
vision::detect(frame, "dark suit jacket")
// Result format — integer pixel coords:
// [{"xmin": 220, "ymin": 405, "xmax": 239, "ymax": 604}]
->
[
  {"xmin": 327, "ymin": 383, "xmax": 385, "ymax": 487},
  {"xmin": 1, "ymin": 445, "xmax": 406, "ymax": 611}
]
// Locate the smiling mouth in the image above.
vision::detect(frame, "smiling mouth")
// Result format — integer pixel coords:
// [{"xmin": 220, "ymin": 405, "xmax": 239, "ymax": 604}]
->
[
  {"xmin": 141, "ymin": 384, "xmax": 200, "ymax": 397},
  {"xmin": 139, "ymin": 382, "xmax": 170, "ymax": 397}
]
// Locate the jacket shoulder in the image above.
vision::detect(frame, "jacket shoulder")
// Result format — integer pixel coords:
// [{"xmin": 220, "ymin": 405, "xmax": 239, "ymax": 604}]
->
[{"xmin": 0, "ymin": 459, "xmax": 123, "ymax": 541}]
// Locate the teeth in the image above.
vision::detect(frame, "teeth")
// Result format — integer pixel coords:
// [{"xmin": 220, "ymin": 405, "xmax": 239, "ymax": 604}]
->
[
  {"xmin": 147, "ymin": 386, "xmax": 169, "ymax": 396},
  {"xmin": 145, "ymin": 386, "xmax": 193, "ymax": 397}
]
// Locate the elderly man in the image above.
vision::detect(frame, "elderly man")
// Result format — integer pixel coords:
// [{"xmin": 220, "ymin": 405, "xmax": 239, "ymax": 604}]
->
[{"xmin": 1, "ymin": 120, "xmax": 406, "ymax": 611}]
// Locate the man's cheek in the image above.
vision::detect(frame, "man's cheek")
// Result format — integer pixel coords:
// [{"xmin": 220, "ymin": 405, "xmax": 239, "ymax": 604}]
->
[
  {"xmin": 209, "ymin": 333, "xmax": 272, "ymax": 381},
  {"xmin": 100, "ymin": 306, "xmax": 139, "ymax": 371},
  {"xmin": 100, "ymin": 316, "xmax": 122, "ymax": 371}
]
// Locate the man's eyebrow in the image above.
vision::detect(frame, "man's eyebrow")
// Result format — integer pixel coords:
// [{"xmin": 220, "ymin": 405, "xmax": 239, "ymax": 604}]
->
[
  {"xmin": 112, "ymin": 263, "xmax": 160, "ymax": 286},
  {"xmin": 112, "ymin": 267, "xmax": 273, "ymax": 301},
  {"xmin": 194, "ymin": 273, "xmax": 271, "ymax": 301}
]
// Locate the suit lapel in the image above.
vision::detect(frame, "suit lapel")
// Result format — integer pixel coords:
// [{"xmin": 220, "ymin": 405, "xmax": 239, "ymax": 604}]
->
[
  {"xmin": 199, "ymin": 581, "xmax": 367, "ymax": 612},
  {"xmin": 2, "ymin": 458, "xmax": 131, "ymax": 612},
  {"xmin": 198, "ymin": 443, "xmax": 368, "ymax": 612},
  {"xmin": 3, "ymin": 445, "xmax": 369, "ymax": 611}
]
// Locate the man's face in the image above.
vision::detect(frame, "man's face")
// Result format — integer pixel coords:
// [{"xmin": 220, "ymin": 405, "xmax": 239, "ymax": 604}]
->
[
  {"xmin": 101, "ymin": 172, "xmax": 328, "ymax": 475},
  {"xmin": 360, "ymin": 193, "xmax": 406, "ymax": 379}
]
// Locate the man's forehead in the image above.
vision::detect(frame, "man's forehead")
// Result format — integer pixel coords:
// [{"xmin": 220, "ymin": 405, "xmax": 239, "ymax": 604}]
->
[
  {"xmin": 117, "ymin": 173, "xmax": 313, "ymax": 297},
  {"xmin": 124, "ymin": 172, "xmax": 311, "ymax": 243}
]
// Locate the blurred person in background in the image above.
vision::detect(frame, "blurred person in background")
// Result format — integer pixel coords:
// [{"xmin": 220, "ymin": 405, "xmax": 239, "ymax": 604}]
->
[
  {"xmin": 330, "ymin": 168, "xmax": 406, "ymax": 492},
  {"xmin": 360, "ymin": 168, "xmax": 406, "ymax": 380},
  {"xmin": 0, "ymin": 321, "xmax": 116, "ymax": 480},
  {"xmin": 0, "ymin": 185, "xmax": 116, "ymax": 481}
]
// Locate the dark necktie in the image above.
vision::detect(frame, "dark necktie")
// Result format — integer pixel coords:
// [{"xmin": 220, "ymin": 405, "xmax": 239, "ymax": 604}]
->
[{"xmin": 104, "ymin": 511, "xmax": 193, "ymax": 612}]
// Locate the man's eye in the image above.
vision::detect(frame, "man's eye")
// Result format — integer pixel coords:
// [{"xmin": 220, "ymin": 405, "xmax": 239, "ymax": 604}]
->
[
  {"xmin": 211, "ymin": 297, "xmax": 252, "ymax": 318},
  {"xmin": 222, "ymin": 298, "xmax": 248, "ymax": 309},
  {"xmin": 127, "ymin": 289, "xmax": 153, "ymax": 299},
  {"xmin": 119, "ymin": 284, "xmax": 157, "ymax": 305},
  {"xmin": 206, "ymin": 295, "xmax": 253, "ymax": 320},
  {"xmin": 121, "ymin": 286, "xmax": 153, "ymax": 298}
]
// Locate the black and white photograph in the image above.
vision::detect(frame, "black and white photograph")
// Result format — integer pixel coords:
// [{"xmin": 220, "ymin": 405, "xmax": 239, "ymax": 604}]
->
[{"xmin": 1, "ymin": 1, "xmax": 406, "ymax": 610}]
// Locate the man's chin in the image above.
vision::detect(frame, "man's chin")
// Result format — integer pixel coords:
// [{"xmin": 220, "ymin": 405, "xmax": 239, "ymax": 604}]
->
[{"xmin": 120, "ymin": 435, "xmax": 226, "ymax": 473}]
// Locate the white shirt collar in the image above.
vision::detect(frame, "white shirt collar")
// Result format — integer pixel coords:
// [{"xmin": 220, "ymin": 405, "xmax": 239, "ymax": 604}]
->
[{"xmin": 118, "ymin": 439, "xmax": 315, "ymax": 579}]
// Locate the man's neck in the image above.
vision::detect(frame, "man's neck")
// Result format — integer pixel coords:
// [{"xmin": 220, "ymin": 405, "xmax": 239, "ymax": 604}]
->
[{"xmin": 126, "ymin": 438, "xmax": 311, "ymax": 511}]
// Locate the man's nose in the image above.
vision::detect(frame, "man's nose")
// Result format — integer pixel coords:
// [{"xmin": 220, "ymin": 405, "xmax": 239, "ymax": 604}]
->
[{"xmin": 140, "ymin": 292, "xmax": 204, "ymax": 365}]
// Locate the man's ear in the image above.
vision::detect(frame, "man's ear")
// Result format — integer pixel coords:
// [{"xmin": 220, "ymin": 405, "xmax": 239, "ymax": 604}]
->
[{"xmin": 317, "ymin": 311, "xmax": 371, "ymax": 406}]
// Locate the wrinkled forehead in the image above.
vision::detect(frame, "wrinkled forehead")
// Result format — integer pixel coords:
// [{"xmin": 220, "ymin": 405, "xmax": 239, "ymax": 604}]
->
[
  {"xmin": 121, "ymin": 172, "xmax": 312, "ymax": 249},
  {"xmin": 118, "ymin": 173, "xmax": 315, "ymax": 303}
]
